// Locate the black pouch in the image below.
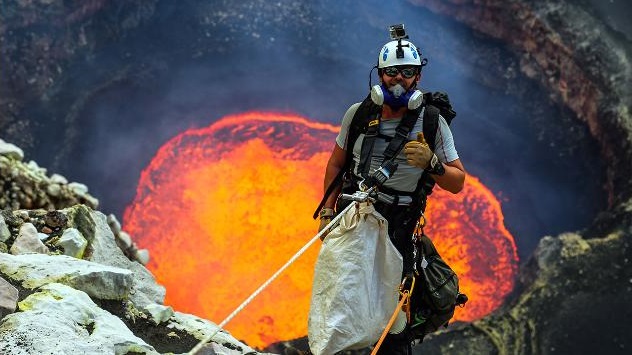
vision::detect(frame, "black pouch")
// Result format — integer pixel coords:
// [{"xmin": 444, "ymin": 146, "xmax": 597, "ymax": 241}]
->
[{"xmin": 409, "ymin": 234, "xmax": 466, "ymax": 337}]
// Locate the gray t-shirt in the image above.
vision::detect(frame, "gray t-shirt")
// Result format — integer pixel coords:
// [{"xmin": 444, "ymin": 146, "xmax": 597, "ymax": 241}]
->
[{"xmin": 335, "ymin": 102, "xmax": 459, "ymax": 193}]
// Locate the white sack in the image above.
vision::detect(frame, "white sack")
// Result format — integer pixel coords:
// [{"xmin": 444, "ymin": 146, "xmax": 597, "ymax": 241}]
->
[{"xmin": 308, "ymin": 202, "xmax": 403, "ymax": 355}]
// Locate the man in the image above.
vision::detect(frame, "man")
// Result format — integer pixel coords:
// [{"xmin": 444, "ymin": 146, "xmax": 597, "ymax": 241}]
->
[{"xmin": 316, "ymin": 31, "xmax": 465, "ymax": 354}]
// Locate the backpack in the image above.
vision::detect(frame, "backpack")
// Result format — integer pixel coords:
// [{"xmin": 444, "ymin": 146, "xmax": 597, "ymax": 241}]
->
[
  {"xmin": 409, "ymin": 233, "xmax": 468, "ymax": 339},
  {"xmin": 313, "ymin": 91, "xmax": 456, "ymax": 219}
]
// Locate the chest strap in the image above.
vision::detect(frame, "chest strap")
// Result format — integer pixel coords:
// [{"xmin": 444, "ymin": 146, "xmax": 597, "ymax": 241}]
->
[
  {"xmin": 357, "ymin": 117, "xmax": 380, "ymax": 179},
  {"xmin": 357, "ymin": 108, "xmax": 421, "ymax": 180}
]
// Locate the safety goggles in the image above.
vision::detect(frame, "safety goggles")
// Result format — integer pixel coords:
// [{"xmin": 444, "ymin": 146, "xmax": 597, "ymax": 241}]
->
[{"xmin": 383, "ymin": 66, "xmax": 418, "ymax": 79}]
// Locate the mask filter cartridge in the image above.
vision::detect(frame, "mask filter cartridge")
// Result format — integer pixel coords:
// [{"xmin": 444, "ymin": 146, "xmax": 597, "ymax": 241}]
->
[{"xmin": 370, "ymin": 84, "xmax": 423, "ymax": 110}]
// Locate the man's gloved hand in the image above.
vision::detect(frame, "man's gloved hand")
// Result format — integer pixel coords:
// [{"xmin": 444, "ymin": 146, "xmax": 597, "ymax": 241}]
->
[
  {"xmin": 404, "ymin": 140, "xmax": 434, "ymax": 169},
  {"xmin": 318, "ymin": 208, "xmax": 335, "ymax": 240}
]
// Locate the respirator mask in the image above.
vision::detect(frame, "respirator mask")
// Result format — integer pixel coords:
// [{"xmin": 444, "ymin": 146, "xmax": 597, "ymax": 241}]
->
[{"xmin": 370, "ymin": 83, "xmax": 424, "ymax": 110}]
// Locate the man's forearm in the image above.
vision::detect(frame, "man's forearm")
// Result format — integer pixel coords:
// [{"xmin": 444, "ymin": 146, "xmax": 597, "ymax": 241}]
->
[
  {"xmin": 323, "ymin": 164, "xmax": 343, "ymax": 209},
  {"xmin": 321, "ymin": 144, "xmax": 348, "ymax": 210},
  {"xmin": 431, "ymin": 159, "xmax": 465, "ymax": 194}
]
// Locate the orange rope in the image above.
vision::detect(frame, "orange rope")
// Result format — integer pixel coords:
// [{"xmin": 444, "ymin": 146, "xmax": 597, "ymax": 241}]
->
[
  {"xmin": 404, "ymin": 276, "xmax": 415, "ymax": 323},
  {"xmin": 370, "ymin": 290, "xmax": 409, "ymax": 355}
]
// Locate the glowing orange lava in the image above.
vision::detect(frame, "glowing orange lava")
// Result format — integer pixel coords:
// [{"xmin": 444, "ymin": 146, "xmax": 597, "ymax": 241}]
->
[
  {"xmin": 123, "ymin": 111, "xmax": 518, "ymax": 349},
  {"xmin": 426, "ymin": 176, "xmax": 518, "ymax": 320}
]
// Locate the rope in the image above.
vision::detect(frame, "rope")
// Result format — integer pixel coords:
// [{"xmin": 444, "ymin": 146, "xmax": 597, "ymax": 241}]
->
[
  {"xmin": 404, "ymin": 276, "xmax": 415, "ymax": 323},
  {"xmin": 188, "ymin": 202, "xmax": 357, "ymax": 354},
  {"xmin": 371, "ymin": 275, "xmax": 415, "ymax": 355},
  {"xmin": 371, "ymin": 290, "xmax": 409, "ymax": 355}
]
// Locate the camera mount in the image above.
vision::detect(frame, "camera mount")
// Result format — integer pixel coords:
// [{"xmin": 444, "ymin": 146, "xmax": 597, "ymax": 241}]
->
[{"xmin": 389, "ymin": 24, "xmax": 409, "ymax": 59}]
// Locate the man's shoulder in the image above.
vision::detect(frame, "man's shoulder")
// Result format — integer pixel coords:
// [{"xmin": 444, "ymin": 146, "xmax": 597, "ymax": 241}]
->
[
  {"xmin": 346, "ymin": 102, "xmax": 362, "ymax": 115},
  {"xmin": 420, "ymin": 105, "xmax": 450, "ymax": 124},
  {"xmin": 342, "ymin": 102, "xmax": 363, "ymax": 124}
]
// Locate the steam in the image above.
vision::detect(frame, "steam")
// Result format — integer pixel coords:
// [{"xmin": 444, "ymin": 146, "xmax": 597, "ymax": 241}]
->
[{"xmin": 24, "ymin": 0, "xmax": 605, "ymax": 261}]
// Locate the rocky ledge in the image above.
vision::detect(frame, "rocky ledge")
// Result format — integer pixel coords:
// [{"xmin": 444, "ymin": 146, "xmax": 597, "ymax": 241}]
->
[
  {"xmin": 0, "ymin": 142, "xmax": 267, "ymax": 354},
  {"xmin": 410, "ymin": 0, "xmax": 632, "ymax": 227},
  {"xmin": 416, "ymin": 231, "xmax": 631, "ymax": 354}
]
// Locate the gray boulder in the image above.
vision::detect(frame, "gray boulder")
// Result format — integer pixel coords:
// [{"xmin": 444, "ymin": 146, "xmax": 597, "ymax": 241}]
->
[
  {"xmin": 55, "ymin": 227, "xmax": 88, "ymax": 258},
  {"xmin": 0, "ymin": 215, "xmax": 10, "ymax": 243},
  {"xmin": 0, "ymin": 253, "xmax": 133, "ymax": 300},
  {"xmin": 0, "ymin": 139, "xmax": 24, "ymax": 161},
  {"xmin": 9, "ymin": 222, "xmax": 49, "ymax": 255},
  {"xmin": 169, "ymin": 312, "xmax": 258, "ymax": 354},
  {"xmin": 80, "ymin": 207, "xmax": 166, "ymax": 309},
  {"xmin": 0, "ymin": 283, "xmax": 157, "ymax": 354},
  {"xmin": 0, "ymin": 276, "xmax": 18, "ymax": 320}
]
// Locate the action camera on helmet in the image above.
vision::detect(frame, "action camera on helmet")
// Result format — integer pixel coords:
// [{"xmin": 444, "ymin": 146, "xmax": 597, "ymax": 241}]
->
[{"xmin": 389, "ymin": 24, "xmax": 408, "ymax": 41}]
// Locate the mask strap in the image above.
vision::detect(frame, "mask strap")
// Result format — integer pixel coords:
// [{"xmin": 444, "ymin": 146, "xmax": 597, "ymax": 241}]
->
[{"xmin": 368, "ymin": 65, "xmax": 378, "ymax": 91}]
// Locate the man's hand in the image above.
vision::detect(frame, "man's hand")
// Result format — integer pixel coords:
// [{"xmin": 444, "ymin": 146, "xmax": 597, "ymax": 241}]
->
[
  {"xmin": 404, "ymin": 141, "xmax": 434, "ymax": 169},
  {"xmin": 318, "ymin": 208, "xmax": 335, "ymax": 240}
]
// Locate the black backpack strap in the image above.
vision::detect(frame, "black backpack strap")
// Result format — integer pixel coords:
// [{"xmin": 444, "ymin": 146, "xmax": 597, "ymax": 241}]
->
[
  {"xmin": 422, "ymin": 105, "xmax": 440, "ymax": 152},
  {"xmin": 413, "ymin": 103, "xmax": 441, "ymax": 212},
  {"xmin": 313, "ymin": 95, "xmax": 380, "ymax": 219},
  {"xmin": 347, "ymin": 97, "xmax": 381, "ymax": 160},
  {"xmin": 382, "ymin": 108, "xmax": 421, "ymax": 161},
  {"xmin": 357, "ymin": 116, "xmax": 381, "ymax": 179},
  {"xmin": 313, "ymin": 169, "xmax": 344, "ymax": 219},
  {"xmin": 359, "ymin": 106, "xmax": 422, "ymax": 186}
]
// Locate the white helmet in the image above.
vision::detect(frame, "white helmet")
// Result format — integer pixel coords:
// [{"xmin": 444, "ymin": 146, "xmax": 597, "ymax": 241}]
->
[{"xmin": 378, "ymin": 40, "xmax": 422, "ymax": 68}]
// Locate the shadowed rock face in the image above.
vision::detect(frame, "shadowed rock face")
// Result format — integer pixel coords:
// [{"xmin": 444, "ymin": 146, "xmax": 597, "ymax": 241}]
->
[
  {"xmin": 1, "ymin": 0, "xmax": 631, "ymax": 353},
  {"xmin": 414, "ymin": 231, "xmax": 632, "ymax": 355},
  {"xmin": 0, "ymin": 0, "xmax": 159, "ymax": 169},
  {"xmin": 411, "ymin": 0, "xmax": 632, "ymax": 217},
  {"xmin": 403, "ymin": 1, "xmax": 632, "ymax": 354}
]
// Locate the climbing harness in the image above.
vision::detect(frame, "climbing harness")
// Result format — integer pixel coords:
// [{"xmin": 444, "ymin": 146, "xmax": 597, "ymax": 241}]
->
[{"xmin": 314, "ymin": 90, "xmax": 456, "ymax": 221}]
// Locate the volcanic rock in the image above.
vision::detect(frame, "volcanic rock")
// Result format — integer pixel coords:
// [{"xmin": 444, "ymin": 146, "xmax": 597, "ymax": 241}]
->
[
  {"xmin": 54, "ymin": 227, "xmax": 88, "ymax": 258},
  {"xmin": 82, "ymin": 206, "xmax": 165, "ymax": 309},
  {"xmin": 1, "ymin": 283, "xmax": 157, "ymax": 354},
  {"xmin": 107, "ymin": 213, "xmax": 150, "ymax": 265},
  {"xmin": 0, "ymin": 139, "xmax": 24, "ymax": 161},
  {"xmin": 143, "ymin": 303, "xmax": 174, "ymax": 325},
  {"xmin": 44, "ymin": 210, "xmax": 68, "ymax": 229},
  {"xmin": 0, "ymin": 276, "xmax": 18, "ymax": 319},
  {"xmin": 0, "ymin": 216, "xmax": 10, "ymax": 243},
  {"xmin": 0, "ymin": 153, "xmax": 263, "ymax": 353},
  {"xmin": 0, "ymin": 253, "xmax": 133, "ymax": 300},
  {"xmin": 415, "ymin": 231, "xmax": 632, "ymax": 354},
  {"xmin": 0, "ymin": 153, "xmax": 99, "ymax": 211},
  {"xmin": 410, "ymin": 0, "xmax": 632, "ymax": 211},
  {"xmin": 9, "ymin": 223, "xmax": 49, "ymax": 255}
]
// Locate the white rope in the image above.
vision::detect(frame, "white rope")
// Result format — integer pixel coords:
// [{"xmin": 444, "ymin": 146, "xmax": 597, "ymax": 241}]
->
[{"xmin": 188, "ymin": 202, "xmax": 356, "ymax": 354}]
